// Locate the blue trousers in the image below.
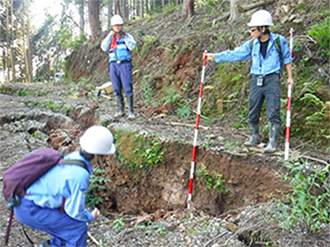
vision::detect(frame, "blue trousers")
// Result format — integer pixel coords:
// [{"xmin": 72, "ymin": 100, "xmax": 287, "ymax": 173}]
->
[
  {"xmin": 110, "ymin": 61, "xmax": 133, "ymax": 96},
  {"xmin": 14, "ymin": 198, "xmax": 88, "ymax": 247},
  {"xmin": 248, "ymin": 73, "xmax": 282, "ymax": 126}
]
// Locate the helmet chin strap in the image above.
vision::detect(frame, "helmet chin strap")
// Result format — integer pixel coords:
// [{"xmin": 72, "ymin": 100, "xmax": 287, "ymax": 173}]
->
[
  {"xmin": 257, "ymin": 26, "xmax": 263, "ymax": 39},
  {"xmin": 258, "ymin": 26, "xmax": 269, "ymax": 40},
  {"xmin": 96, "ymin": 155, "xmax": 104, "ymax": 169}
]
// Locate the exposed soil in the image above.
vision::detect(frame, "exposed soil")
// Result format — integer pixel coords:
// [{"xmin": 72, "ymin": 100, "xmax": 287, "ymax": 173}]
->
[{"xmin": 0, "ymin": 82, "xmax": 329, "ymax": 246}]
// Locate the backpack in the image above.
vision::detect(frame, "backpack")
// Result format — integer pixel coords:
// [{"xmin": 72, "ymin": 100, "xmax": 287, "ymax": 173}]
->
[
  {"xmin": 3, "ymin": 147, "xmax": 89, "ymax": 207},
  {"xmin": 3, "ymin": 147, "xmax": 89, "ymax": 244},
  {"xmin": 250, "ymin": 35, "xmax": 282, "ymax": 62}
]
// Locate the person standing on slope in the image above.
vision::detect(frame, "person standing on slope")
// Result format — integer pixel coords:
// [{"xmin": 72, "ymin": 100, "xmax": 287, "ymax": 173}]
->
[
  {"xmin": 207, "ymin": 10, "xmax": 293, "ymax": 153},
  {"xmin": 101, "ymin": 15, "xmax": 137, "ymax": 119}
]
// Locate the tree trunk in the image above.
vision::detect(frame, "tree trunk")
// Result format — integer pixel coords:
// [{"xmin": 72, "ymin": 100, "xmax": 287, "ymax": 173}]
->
[
  {"xmin": 107, "ymin": 0, "xmax": 113, "ymax": 29},
  {"xmin": 88, "ymin": 0, "xmax": 101, "ymax": 42},
  {"xmin": 2, "ymin": 49, "xmax": 6, "ymax": 83},
  {"xmin": 10, "ymin": 0, "xmax": 16, "ymax": 83},
  {"xmin": 26, "ymin": 17, "xmax": 33, "ymax": 82},
  {"xmin": 145, "ymin": 0, "xmax": 148, "ymax": 14},
  {"xmin": 136, "ymin": 0, "xmax": 140, "ymax": 17},
  {"xmin": 114, "ymin": 0, "xmax": 121, "ymax": 15},
  {"xmin": 140, "ymin": 0, "xmax": 144, "ymax": 18},
  {"xmin": 6, "ymin": 0, "xmax": 10, "ymax": 82},
  {"xmin": 27, "ymin": 39, "xmax": 33, "ymax": 83},
  {"xmin": 124, "ymin": 0, "xmax": 129, "ymax": 19},
  {"xmin": 228, "ymin": 0, "xmax": 238, "ymax": 23},
  {"xmin": 78, "ymin": 0, "xmax": 85, "ymax": 37},
  {"xmin": 23, "ymin": 33, "xmax": 31, "ymax": 83},
  {"xmin": 182, "ymin": 0, "xmax": 194, "ymax": 19},
  {"xmin": 151, "ymin": 0, "xmax": 157, "ymax": 11}
]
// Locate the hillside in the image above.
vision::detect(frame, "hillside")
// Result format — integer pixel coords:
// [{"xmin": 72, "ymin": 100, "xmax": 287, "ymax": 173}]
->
[{"xmin": 67, "ymin": 0, "xmax": 329, "ymax": 150}]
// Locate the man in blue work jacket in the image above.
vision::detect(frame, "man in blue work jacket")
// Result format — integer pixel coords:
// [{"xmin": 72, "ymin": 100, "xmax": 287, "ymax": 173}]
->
[
  {"xmin": 14, "ymin": 126, "xmax": 116, "ymax": 247},
  {"xmin": 101, "ymin": 15, "xmax": 137, "ymax": 119},
  {"xmin": 207, "ymin": 10, "xmax": 294, "ymax": 153}
]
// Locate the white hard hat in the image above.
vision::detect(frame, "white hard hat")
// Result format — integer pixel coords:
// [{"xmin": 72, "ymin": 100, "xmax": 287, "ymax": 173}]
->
[
  {"xmin": 247, "ymin": 10, "xmax": 274, "ymax": 27},
  {"xmin": 80, "ymin": 126, "xmax": 116, "ymax": 155},
  {"xmin": 111, "ymin": 15, "xmax": 124, "ymax": 26}
]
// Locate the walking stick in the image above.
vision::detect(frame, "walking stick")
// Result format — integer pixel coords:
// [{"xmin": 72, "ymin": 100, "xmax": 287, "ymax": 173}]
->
[
  {"xmin": 187, "ymin": 51, "xmax": 207, "ymax": 210},
  {"xmin": 284, "ymin": 28, "xmax": 294, "ymax": 161}
]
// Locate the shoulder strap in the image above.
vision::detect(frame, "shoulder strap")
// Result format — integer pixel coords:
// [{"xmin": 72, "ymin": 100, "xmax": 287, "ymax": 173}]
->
[
  {"xmin": 250, "ymin": 39, "xmax": 254, "ymax": 53},
  {"xmin": 59, "ymin": 159, "xmax": 89, "ymax": 172},
  {"xmin": 120, "ymin": 30, "xmax": 127, "ymax": 38},
  {"xmin": 274, "ymin": 35, "xmax": 282, "ymax": 62}
]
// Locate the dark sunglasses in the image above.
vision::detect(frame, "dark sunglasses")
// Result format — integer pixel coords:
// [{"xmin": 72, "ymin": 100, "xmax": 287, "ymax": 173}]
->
[{"xmin": 249, "ymin": 28, "xmax": 258, "ymax": 33}]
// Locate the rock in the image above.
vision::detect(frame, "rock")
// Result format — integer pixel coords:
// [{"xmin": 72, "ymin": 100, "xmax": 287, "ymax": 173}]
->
[
  {"xmin": 281, "ymin": 5, "xmax": 289, "ymax": 13},
  {"xmin": 288, "ymin": 14, "xmax": 297, "ymax": 22},
  {"xmin": 135, "ymin": 213, "xmax": 152, "ymax": 226},
  {"xmin": 224, "ymin": 222, "xmax": 238, "ymax": 232},
  {"xmin": 280, "ymin": 16, "xmax": 289, "ymax": 24},
  {"xmin": 293, "ymin": 18, "xmax": 303, "ymax": 24},
  {"xmin": 154, "ymin": 209, "xmax": 165, "ymax": 220}
]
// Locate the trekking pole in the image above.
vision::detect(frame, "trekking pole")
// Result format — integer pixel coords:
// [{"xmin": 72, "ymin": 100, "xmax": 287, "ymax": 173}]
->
[
  {"xmin": 284, "ymin": 28, "xmax": 294, "ymax": 161},
  {"xmin": 187, "ymin": 51, "xmax": 207, "ymax": 210}
]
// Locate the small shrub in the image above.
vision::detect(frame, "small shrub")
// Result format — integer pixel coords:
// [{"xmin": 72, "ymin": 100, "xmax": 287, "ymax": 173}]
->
[
  {"xmin": 161, "ymin": 87, "xmax": 181, "ymax": 113},
  {"xmin": 134, "ymin": 222, "xmax": 166, "ymax": 236},
  {"xmin": 114, "ymin": 130, "xmax": 165, "ymax": 171},
  {"xmin": 112, "ymin": 218, "xmax": 125, "ymax": 233},
  {"xmin": 86, "ymin": 169, "xmax": 111, "ymax": 208},
  {"xmin": 12, "ymin": 88, "xmax": 49, "ymax": 97},
  {"xmin": 274, "ymin": 160, "xmax": 330, "ymax": 233},
  {"xmin": 196, "ymin": 163, "xmax": 229, "ymax": 194},
  {"xmin": 141, "ymin": 34, "xmax": 159, "ymax": 56},
  {"xmin": 308, "ymin": 20, "xmax": 330, "ymax": 57},
  {"xmin": 141, "ymin": 74, "xmax": 154, "ymax": 106},
  {"xmin": 176, "ymin": 98, "xmax": 192, "ymax": 119}
]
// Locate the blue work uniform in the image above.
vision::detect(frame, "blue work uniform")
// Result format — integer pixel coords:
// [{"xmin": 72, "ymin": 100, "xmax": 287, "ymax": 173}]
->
[
  {"xmin": 214, "ymin": 33, "xmax": 292, "ymax": 125},
  {"xmin": 101, "ymin": 31, "xmax": 136, "ymax": 97},
  {"xmin": 14, "ymin": 151, "xmax": 94, "ymax": 247}
]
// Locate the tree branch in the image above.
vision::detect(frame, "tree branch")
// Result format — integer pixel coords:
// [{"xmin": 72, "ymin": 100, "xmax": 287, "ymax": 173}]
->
[
  {"xmin": 87, "ymin": 231, "xmax": 99, "ymax": 246},
  {"xmin": 64, "ymin": 13, "xmax": 90, "ymax": 38},
  {"xmin": 211, "ymin": 13, "xmax": 230, "ymax": 25},
  {"xmin": 238, "ymin": 0, "xmax": 272, "ymax": 12}
]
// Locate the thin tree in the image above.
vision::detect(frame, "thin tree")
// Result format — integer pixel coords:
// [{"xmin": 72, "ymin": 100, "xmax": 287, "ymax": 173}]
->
[
  {"xmin": 10, "ymin": 0, "xmax": 16, "ymax": 82},
  {"xmin": 145, "ymin": 0, "xmax": 148, "ymax": 14},
  {"xmin": 140, "ymin": 0, "xmax": 144, "ymax": 18},
  {"xmin": 114, "ymin": 0, "xmax": 121, "ymax": 15},
  {"xmin": 182, "ymin": 0, "xmax": 194, "ymax": 19},
  {"xmin": 88, "ymin": 0, "xmax": 101, "ymax": 41},
  {"xmin": 123, "ymin": 0, "xmax": 128, "ymax": 19},
  {"xmin": 76, "ymin": 0, "xmax": 85, "ymax": 37},
  {"xmin": 5, "ymin": 0, "xmax": 10, "ymax": 82},
  {"xmin": 22, "ymin": 0, "xmax": 33, "ymax": 82},
  {"xmin": 107, "ymin": 0, "xmax": 114, "ymax": 29},
  {"xmin": 228, "ymin": 0, "xmax": 238, "ymax": 23}
]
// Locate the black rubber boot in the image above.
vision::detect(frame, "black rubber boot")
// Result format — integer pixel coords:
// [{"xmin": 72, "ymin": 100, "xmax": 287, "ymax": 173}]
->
[
  {"xmin": 265, "ymin": 123, "xmax": 281, "ymax": 153},
  {"xmin": 244, "ymin": 124, "xmax": 259, "ymax": 146},
  {"xmin": 127, "ymin": 95, "xmax": 135, "ymax": 119},
  {"xmin": 114, "ymin": 95, "xmax": 125, "ymax": 118}
]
